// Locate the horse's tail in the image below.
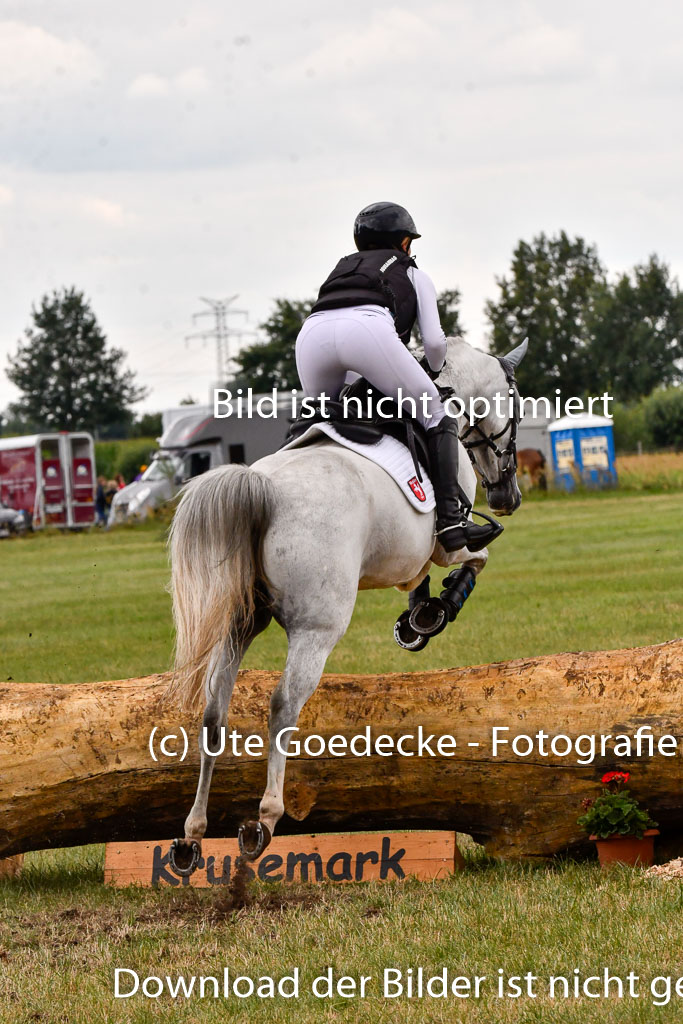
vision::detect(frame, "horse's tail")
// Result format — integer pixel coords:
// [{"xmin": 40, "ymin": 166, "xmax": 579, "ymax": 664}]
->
[{"xmin": 165, "ymin": 464, "xmax": 275, "ymax": 712}]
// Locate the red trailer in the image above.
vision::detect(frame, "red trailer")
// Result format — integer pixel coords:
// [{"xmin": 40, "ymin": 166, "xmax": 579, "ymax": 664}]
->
[{"xmin": 0, "ymin": 432, "xmax": 96, "ymax": 529}]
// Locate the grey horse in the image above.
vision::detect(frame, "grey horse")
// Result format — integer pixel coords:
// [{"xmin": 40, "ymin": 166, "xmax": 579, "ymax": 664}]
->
[{"xmin": 166, "ymin": 337, "xmax": 527, "ymax": 874}]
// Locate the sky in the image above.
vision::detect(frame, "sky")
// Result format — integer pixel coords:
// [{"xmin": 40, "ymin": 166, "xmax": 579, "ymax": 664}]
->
[{"xmin": 1, "ymin": 0, "xmax": 682, "ymax": 413}]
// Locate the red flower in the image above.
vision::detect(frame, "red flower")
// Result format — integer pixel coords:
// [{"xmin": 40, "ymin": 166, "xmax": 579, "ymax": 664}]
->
[{"xmin": 602, "ymin": 771, "xmax": 630, "ymax": 785}]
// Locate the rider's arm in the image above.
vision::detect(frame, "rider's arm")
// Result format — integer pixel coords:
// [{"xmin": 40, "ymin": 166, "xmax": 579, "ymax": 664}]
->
[{"xmin": 407, "ymin": 266, "xmax": 447, "ymax": 372}]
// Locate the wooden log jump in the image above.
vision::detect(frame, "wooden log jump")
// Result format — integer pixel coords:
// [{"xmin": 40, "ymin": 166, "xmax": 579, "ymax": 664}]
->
[{"xmin": 1, "ymin": 640, "xmax": 681, "ymax": 861}]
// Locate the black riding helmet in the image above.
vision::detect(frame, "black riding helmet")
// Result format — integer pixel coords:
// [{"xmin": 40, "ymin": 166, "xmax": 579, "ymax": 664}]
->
[{"xmin": 354, "ymin": 201, "xmax": 421, "ymax": 251}]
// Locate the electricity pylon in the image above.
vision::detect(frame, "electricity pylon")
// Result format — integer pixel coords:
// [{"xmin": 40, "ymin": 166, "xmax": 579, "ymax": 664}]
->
[{"xmin": 185, "ymin": 295, "xmax": 255, "ymax": 384}]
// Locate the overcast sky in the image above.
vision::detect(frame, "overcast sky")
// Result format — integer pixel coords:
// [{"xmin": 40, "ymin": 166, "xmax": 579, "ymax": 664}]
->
[{"xmin": 1, "ymin": 0, "xmax": 682, "ymax": 413}]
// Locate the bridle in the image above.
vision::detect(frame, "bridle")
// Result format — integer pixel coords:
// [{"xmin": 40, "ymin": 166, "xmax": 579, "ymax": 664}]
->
[{"xmin": 459, "ymin": 356, "xmax": 521, "ymax": 492}]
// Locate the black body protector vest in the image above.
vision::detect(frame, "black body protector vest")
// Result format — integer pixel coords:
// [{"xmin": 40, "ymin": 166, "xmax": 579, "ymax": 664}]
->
[{"xmin": 311, "ymin": 249, "xmax": 418, "ymax": 344}]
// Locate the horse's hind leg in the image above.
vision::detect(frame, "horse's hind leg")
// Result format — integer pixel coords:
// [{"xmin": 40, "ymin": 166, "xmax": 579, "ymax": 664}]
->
[
  {"xmin": 238, "ymin": 624, "xmax": 349, "ymax": 859},
  {"xmin": 187, "ymin": 646, "xmax": 240, "ymax": 836},
  {"xmin": 169, "ymin": 643, "xmax": 239, "ymax": 875},
  {"xmin": 170, "ymin": 597, "xmax": 273, "ymax": 875}
]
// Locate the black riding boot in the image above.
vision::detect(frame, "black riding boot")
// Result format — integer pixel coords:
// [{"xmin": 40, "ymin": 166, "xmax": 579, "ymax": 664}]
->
[{"xmin": 427, "ymin": 419, "xmax": 503, "ymax": 553}]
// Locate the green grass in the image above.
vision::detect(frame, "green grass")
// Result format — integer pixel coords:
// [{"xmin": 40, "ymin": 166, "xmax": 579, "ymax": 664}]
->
[
  {"xmin": 2, "ymin": 846, "xmax": 683, "ymax": 1023},
  {"xmin": 1, "ymin": 491, "xmax": 682, "ymax": 1023},
  {"xmin": 245, "ymin": 490, "xmax": 682, "ymax": 673},
  {"xmin": 2, "ymin": 492, "xmax": 681, "ymax": 684},
  {"xmin": 0, "ymin": 524, "xmax": 173, "ymax": 684}
]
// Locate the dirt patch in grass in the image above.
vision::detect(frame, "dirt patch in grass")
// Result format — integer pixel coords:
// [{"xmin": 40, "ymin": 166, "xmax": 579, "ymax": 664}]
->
[{"xmin": 1, "ymin": 881, "xmax": 342, "ymax": 961}]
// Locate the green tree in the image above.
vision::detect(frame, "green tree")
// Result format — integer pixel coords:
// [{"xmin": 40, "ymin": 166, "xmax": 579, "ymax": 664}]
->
[
  {"xmin": 0, "ymin": 406, "xmax": 37, "ymax": 436},
  {"xmin": 645, "ymin": 387, "xmax": 683, "ymax": 450},
  {"xmin": 6, "ymin": 287, "xmax": 146, "ymax": 434},
  {"xmin": 436, "ymin": 288, "xmax": 465, "ymax": 337},
  {"xmin": 486, "ymin": 232, "xmax": 606, "ymax": 397},
  {"xmin": 611, "ymin": 401, "xmax": 653, "ymax": 453},
  {"xmin": 589, "ymin": 256, "xmax": 683, "ymax": 402},
  {"xmin": 233, "ymin": 289, "xmax": 465, "ymax": 392},
  {"xmin": 131, "ymin": 411, "xmax": 163, "ymax": 438},
  {"xmin": 411, "ymin": 288, "xmax": 465, "ymax": 344},
  {"xmin": 231, "ymin": 298, "xmax": 313, "ymax": 391}
]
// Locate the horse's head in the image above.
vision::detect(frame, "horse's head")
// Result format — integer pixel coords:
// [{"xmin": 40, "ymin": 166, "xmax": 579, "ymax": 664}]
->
[{"xmin": 441, "ymin": 338, "xmax": 528, "ymax": 517}]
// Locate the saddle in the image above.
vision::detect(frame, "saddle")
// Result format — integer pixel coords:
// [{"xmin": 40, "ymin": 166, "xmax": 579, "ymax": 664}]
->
[{"xmin": 283, "ymin": 378, "xmax": 431, "ymax": 482}]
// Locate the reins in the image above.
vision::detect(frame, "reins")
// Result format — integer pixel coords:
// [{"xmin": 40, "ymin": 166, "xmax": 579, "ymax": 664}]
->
[{"xmin": 459, "ymin": 357, "xmax": 521, "ymax": 490}]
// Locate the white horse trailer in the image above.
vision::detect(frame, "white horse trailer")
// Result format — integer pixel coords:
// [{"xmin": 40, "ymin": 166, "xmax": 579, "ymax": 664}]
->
[
  {"xmin": 110, "ymin": 399, "xmax": 292, "ymax": 523},
  {"xmin": 0, "ymin": 432, "xmax": 96, "ymax": 529}
]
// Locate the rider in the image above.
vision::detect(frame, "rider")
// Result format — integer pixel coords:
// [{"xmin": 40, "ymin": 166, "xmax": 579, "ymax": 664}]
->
[{"xmin": 295, "ymin": 201, "xmax": 501, "ymax": 552}]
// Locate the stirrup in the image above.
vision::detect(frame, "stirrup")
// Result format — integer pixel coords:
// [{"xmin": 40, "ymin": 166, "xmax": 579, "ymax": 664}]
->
[{"xmin": 436, "ymin": 510, "xmax": 503, "ymax": 552}]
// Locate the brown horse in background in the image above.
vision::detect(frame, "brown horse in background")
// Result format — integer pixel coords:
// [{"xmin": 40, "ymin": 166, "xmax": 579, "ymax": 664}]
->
[{"xmin": 517, "ymin": 448, "xmax": 547, "ymax": 490}]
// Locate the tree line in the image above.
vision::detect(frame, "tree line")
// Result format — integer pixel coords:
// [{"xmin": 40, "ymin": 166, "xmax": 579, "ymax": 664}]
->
[
  {"xmin": 234, "ymin": 233, "xmax": 682, "ymax": 406},
  {"xmin": 3, "ymin": 232, "xmax": 682, "ymax": 442}
]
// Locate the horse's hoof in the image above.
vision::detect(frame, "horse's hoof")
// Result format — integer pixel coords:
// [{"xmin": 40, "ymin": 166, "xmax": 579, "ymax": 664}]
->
[
  {"xmin": 408, "ymin": 597, "xmax": 450, "ymax": 637},
  {"xmin": 168, "ymin": 838, "xmax": 202, "ymax": 877},
  {"xmin": 393, "ymin": 610, "xmax": 430, "ymax": 651},
  {"xmin": 237, "ymin": 821, "xmax": 272, "ymax": 861}
]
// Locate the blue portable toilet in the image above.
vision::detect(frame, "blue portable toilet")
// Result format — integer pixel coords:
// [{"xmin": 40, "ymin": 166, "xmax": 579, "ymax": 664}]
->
[{"xmin": 548, "ymin": 414, "xmax": 617, "ymax": 490}]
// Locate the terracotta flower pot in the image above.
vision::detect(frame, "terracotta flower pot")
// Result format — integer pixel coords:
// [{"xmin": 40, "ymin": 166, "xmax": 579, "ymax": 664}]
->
[{"xmin": 591, "ymin": 829, "xmax": 659, "ymax": 868}]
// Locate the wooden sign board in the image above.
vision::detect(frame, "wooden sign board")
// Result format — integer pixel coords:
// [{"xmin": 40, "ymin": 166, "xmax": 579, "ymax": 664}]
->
[
  {"xmin": 104, "ymin": 832, "xmax": 462, "ymax": 888},
  {"xmin": 0, "ymin": 854, "xmax": 23, "ymax": 879}
]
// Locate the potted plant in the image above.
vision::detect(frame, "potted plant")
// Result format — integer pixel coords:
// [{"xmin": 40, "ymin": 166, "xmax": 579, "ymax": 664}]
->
[{"xmin": 578, "ymin": 771, "xmax": 659, "ymax": 868}]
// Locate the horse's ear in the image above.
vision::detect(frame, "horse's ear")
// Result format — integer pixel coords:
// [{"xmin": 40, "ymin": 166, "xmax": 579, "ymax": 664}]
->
[{"xmin": 505, "ymin": 338, "xmax": 528, "ymax": 369}]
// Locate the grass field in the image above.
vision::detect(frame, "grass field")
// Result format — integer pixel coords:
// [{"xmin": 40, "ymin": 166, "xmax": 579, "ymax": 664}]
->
[
  {"xmin": 1, "ymin": 490, "xmax": 682, "ymax": 1023},
  {"xmin": 3, "ymin": 847, "xmax": 683, "ymax": 1024},
  {"xmin": 1, "ymin": 491, "xmax": 681, "ymax": 684}
]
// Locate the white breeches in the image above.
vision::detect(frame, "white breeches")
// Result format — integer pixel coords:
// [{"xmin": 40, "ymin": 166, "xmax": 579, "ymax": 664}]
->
[{"xmin": 295, "ymin": 305, "xmax": 446, "ymax": 428}]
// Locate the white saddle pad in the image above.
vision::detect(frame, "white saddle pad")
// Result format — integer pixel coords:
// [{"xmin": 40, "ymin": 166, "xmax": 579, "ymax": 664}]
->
[{"xmin": 282, "ymin": 423, "xmax": 435, "ymax": 513}]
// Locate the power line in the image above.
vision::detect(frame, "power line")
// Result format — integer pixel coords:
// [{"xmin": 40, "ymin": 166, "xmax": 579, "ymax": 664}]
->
[{"xmin": 185, "ymin": 295, "xmax": 256, "ymax": 384}]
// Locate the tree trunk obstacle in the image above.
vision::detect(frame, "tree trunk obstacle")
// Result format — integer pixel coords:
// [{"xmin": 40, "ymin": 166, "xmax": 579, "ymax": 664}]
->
[{"xmin": 1, "ymin": 640, "xmax": 681, "ymax": 861}]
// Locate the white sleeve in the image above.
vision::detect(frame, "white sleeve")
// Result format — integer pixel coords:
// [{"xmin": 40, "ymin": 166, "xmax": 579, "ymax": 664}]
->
[{"xmin": 408, "ymin": 266, "xmax": 447, "ymax": 372}]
